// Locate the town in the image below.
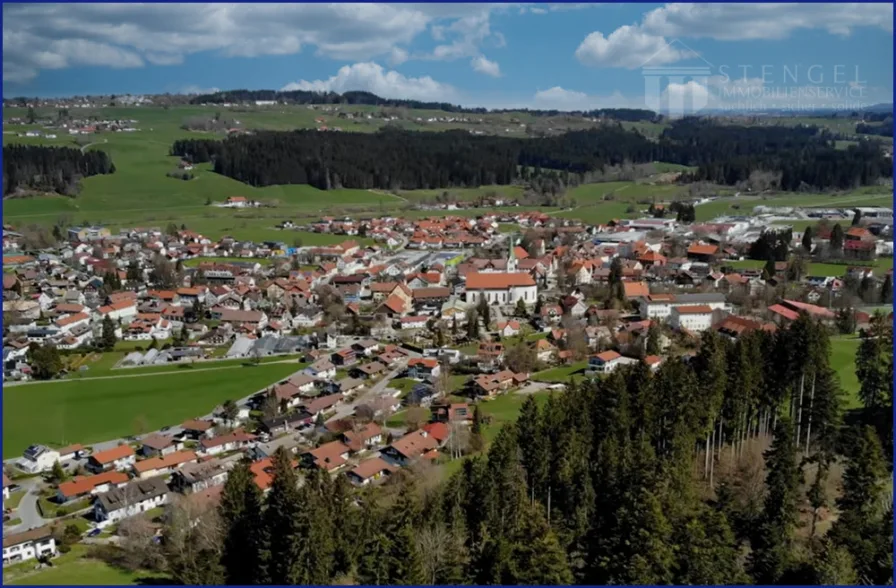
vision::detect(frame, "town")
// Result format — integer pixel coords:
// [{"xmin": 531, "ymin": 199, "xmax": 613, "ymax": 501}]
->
[{"xmin": 3, "ymin": 192, "xmax": 893, "ymax": 575}]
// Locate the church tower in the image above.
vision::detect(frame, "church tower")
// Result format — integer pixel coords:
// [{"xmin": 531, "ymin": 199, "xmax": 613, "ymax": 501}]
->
[{"xmin": 507, "ymin": 232, "xmax": 518, "ymax": 273}]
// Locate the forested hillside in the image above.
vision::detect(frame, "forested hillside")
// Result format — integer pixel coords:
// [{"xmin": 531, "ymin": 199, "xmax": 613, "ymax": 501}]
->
[
  {"xmin": 171, "ymin": 119, "xmax": 892, "ymax": 192},
  {"xmin": 2, "ymin": 144, "xmax": 115, "ymax": 197},
  {"xmin": 155, "ymin": 314, "xmax": 893, "ymax": 586}
]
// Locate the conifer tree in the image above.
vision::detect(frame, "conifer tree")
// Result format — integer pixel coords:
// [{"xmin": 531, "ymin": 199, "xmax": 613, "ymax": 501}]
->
[
  {"xmin": 218, "ymin": 460, "xmax": 267, "ymax": 584},
  {"xmin": 263, "ymin": 447, "xmax": 304, "ymax": 584},
  {"xmin": 748, "ymin": 417, "xmax": 802, "ymax": 584},
  {"xmin": 508, "ymin": 501, "xmax": 573, "ymax": 584}
]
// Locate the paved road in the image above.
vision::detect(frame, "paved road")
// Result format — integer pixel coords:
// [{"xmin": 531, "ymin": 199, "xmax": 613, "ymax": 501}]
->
[{"xmin": 5, "ymin": 478, "xmax": 48, "ymax": 535}]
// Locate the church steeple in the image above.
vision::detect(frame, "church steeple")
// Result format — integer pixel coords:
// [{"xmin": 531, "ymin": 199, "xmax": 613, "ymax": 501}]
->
[{"xmin": 507, "ymin": 232, "xmax": 518, "ymax": 272}]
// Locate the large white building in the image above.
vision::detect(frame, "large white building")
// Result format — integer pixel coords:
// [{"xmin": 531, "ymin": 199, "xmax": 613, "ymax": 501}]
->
[
  {"xmin": 639, "ymin": 293, "xmax": 728, "ymax": 320},
  {"xmin": 465, "ymin": 272, "xmax": 537, "ymax": 305},
  {"xmin": 3, "ymin": 527, "xmax": 56, "ymax": 566},
  {"xmin": 670, "ymin": 305, "xmax": 715, "ymax": 332}
]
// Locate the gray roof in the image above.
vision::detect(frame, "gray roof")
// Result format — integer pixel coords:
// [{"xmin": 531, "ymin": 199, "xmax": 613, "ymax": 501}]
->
[
  {"xmin": 97, "ymin": 476, "xmax": 168, "ymax": 513},
  {"xmin": 676, "ymin": 293, "xmax": 727, "ymax": 304},
  {"xmin": 226, "ymin": 336, "xmax": 255, "ymax": 358}
]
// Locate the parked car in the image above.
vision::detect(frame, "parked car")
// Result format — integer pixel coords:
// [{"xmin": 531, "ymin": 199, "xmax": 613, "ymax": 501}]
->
[
  {"xmin": 87, "ymin": 528, "xmax": 102, "ymax": 537},
  {"xmin": 160, "ymin": 426, "xmax": 171, "ymax": 432}
]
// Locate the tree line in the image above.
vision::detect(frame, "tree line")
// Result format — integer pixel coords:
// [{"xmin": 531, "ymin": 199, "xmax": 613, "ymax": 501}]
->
[
  {"xmin": 856, "ymin": 120, "xmax": 893, "ymax": 138},
  {"xmin": 170, "ymin": 119, "xmax": 891, "ymax": 192},
  {"xmin": 155, "ymin": 312, "xmax": 891, "ymax": 585},
  {"xmin": 3, "ymin": 144, "xmax": 115, "ymax": 197},
  {"xmin": 187, "ymin": 89, "xmax": 658, "ymax": 121}
]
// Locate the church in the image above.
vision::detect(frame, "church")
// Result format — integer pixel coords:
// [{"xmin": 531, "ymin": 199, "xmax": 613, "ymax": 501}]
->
[{"xmin": 463, "ymin": 237, "xmax": 538, "ymax": 306}]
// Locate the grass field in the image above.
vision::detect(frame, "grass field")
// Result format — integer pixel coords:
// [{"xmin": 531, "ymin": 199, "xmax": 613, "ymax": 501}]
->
[
  {"xmin": 2, "ymin": 362, "xmax": 303, "ymax": 458},
  {"xmin": 4, "ymin": 490, "xmax": 26, "ymax": 510},
  {"xmin": 3, "ymin": 545, "xmax": 166, "ymax": 586},
  {"xmin": 531, "ymin": 362, "xmax": 588, "ymax": 382},
  {"xmin": 830, "ymin": 335, "xmax": 862, "ymax": 410},
  {"xmin": 725, "ymin": 258, "xmax": 892, "ymax": 276}
]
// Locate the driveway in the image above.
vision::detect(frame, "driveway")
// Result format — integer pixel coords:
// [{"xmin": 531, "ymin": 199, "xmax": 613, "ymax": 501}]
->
[{"xmin": 5, "ymin": 477, "xmax": 48, "ymax": 534}]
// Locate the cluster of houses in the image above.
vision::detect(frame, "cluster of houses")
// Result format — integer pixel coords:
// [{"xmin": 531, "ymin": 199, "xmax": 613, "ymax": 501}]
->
[{"xmin": 3, "ymin": 199, "xmax": 893, "ymax": 566}]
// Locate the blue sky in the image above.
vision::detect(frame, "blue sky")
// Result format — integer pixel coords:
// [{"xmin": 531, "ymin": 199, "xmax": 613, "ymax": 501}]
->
[{"xmin": 3, "ymin": 3, "xmax": 893, "ymax": 112}]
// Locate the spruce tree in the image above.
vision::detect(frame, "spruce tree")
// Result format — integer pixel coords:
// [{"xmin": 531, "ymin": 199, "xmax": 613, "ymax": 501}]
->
[
  {"xmin": 383, "ymin": 476, "xmax": 425, "ymax": 584},
  {"xmin": 218, "ymin": 460, "xmax": 267, "ymax": 584},
  {"xmin": 515, "ymin": 395, "xmax": 548, "ymax": 502},
  {"xmin": 101, "ymin": 315, "xmax": 117, "ymax": 350},
  {"xmin": 748, "ymin": 417, "xmax": 802, "ymax": 584},
  {"xmin": 508, "ymin": 502, "xmax": 573, "ymax": 584},
  {"xmin": 801, "ymin": 226, "xmax": 813, "ymax": 253},
  {"xmin": 470, "ymin": 405, "xmax": 485, "ymax": 453},
  {"xmin": 263, "ymin": 447, "xmax": 304, "ymax": 584}
]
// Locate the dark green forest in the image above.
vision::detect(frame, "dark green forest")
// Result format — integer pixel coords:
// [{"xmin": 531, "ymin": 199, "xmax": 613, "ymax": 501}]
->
[
  {"xmin": 155, "ymin": 313, "xmax": 893, "ymax": 586},
  {"xmin": 2, "ymin": 144, "xmax": 115, "ymax": 196},
  {"xmin": 170, "ymin": 119, "xmax": 892, "ymax": 192}
]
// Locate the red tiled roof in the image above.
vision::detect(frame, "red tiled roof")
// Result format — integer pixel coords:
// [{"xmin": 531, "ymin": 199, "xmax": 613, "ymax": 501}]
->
[
  {"xmin": 133, "ymin": 450, "xmax": 197, "ymax": 474},
  {"xmin": 58, "ymin": 471, "xmax": 128, "ymax": 499},
  {"xmin": 90, "ymin": 444, "xmax": 134, "ymax": 465},
  {"xmin": 466, "ymin": 272, "xmax": 535, "ymax": 289},
  {"xmin": 675, "ymin": 305, "xmax": 713, "ymax": 314}
]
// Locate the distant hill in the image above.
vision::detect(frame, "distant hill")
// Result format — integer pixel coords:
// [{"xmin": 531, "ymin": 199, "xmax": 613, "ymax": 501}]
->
[{"xmin": 187, "ymin": 89, "xmax": 661, "ymax": 122}]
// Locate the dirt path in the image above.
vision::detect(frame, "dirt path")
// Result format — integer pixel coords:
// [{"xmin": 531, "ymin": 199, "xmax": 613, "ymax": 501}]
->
[
  {"xmin": 80, "ymin": 138, "xmax": 108, "ymax": 153},
  {"xmin": 367, "ymin": 188, "xmax": 408, "ymax": 203}
]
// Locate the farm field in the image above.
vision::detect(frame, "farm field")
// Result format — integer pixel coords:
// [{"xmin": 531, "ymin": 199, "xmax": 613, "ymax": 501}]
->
[
  {"xmin": 726, "ymin": 258, "xmax": 893, "ymax": 276},
  {"xmin": 2, "ymin": 362, "xmax": 302, "ymax": 458}
]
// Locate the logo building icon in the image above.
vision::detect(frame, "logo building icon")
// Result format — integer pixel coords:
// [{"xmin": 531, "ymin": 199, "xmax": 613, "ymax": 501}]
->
[{"xmin": 641, "ymin": 39, "xmax": 713, "ymax": 116}]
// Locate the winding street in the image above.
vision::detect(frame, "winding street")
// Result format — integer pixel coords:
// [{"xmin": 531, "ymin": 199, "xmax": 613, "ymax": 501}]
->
[{"xmin": 4, "ymin": 477, "xmax": 49, "ymax": 535}]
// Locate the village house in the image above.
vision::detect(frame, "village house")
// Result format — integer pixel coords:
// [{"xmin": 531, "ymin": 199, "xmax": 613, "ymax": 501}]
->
[
  {"xmin": 170, "ymin": 459, "xmax": 230, "ymax": 494},
  {"xmin": 381, "ymin": 429, "xmax": 440, "ymax": 467},
  {"xmin": 180, "ymin": 419, "xmax": 215, "ymax": 440},
  {"xmin": 342, "ymin": 422, "xmax": 384, "ymax": 453},
  {"xmin": 346, "ymin": 457, "xmax": 398, "ymax": 486},
  {"xmin": 94, "ymin": 476, "xmax": 170, "ymax": 525},
  {"xmin": 464, "ymin": 272, "xmax": 538, "ymax": 306},
  {"xmin": 474, "ymin": 370, "xmax": 528, "ymax": 397},
  {"xmin": 140, "ymin": 434, "xmax": 180, "ymax": 458},
  {"xmin": 3, "ymin": 527, "xmax": 56, "ymax": 567},
  {"xmin": 132, "ymin": 450, "xmax": 198, "ymax": 479},
  {"xmin": 588, "ymin": 350, "xmax": 638, "ymax": 374},
  {"xmin": 496, "ymin": 320, "xmax": 521, "ymax": 337},
  {"xmin": 56, "ymin": 471, "xmax": 129, "ymax": 503},
  {"xmin": 301, "ymin": 441, "xmax": 351, "ymax": 473},
  {"xmin": 407, "ymin": 357, "xmax": 440, "ymax": 379},
  {"xmin": 199, "ymin": 430, "xmax": 257, "ymax": 456},
  {"xmin": 18, "ymin": 445, "xmax": 61, "ymax": 474},
  {"xmin": 86, "ymin": 445, "xmax": 136, "ymax": 474},
  {"xmin": 303, "ymin": 358, "xmax": 337, "ymax": 379}
]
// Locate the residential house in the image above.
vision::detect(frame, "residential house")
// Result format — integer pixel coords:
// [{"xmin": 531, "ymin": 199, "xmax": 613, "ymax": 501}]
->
[
  {"xmin": 477, "ymin": 341, "xmax": 504, "ymax": 365},
  {"xmin": 430, "ymin": 402, "xmax": 471, "ymax": 423},
  {"xmin": 353, "ymin": 361, "xmax": 387, "ymax": 380},
  {"xmin": 18, "ymin": 445, "xmax": 61, "ymax": 474},
  {"xmin": 474, "ymin": 370, "xmax": 527, "ymax": 397},
  {"xmin": 56, "ymin": 471, "xmax": 129, "ymax": 503},
  {"xmin": 140, "ymin": 434, "xmax": 180, "ymax": 458},
  {"xmin": 180, "ymin": 419, "xmax": 215, "ymax": 439},
  {"xmin": 342, "ymin": 422, "xmax": 384, "ymax": 453},
  {"xmin": 496, "ymin": 320, "xmax": 521, "ymax": 337},
  {"xmin": 407, "ymin": 357, "xmax": 441, "ymax": 379},
  {"xmin": 331, "ymin": 348, "xmax": 357, "ymax": 366},
  {"xmin": 170, "ymin": 459, "xmax": 230, "ymax": 494},
  {"xmin": 94, "ymin": 476, "xmax": 170, "ymax": 525},
  {"xmin": 303, "ymin": 358, "xmax": 336, "ymax": 380},
  {"xmin": 132, "ymin": 450, "xmax": 198, "ymax": 479},
  {"xmin": 199, "ymin": 430, "xmax": 257, "ymax": 456},
  {"xmin": 687, "ymin": 243, "xmax": 719, "ymax": 262},
  {"xmin": 381, "ymin": 429, "xmax": 440, "ymax": 466},
  {"xmin": 351, "ymin": 339, "xmax": 380, "ymax": 357},
  {"xmin": 399, "ymin": 315, "xmax": 429, "ymax": 330},
  {"xmin": 588, "ymin": 350, "xmax": 638, "ymax": 374},
  {"xmin": 3, "ymin": 527, "xmax": 56, "ymax": 567},
  {"xmin": 301, "ymin": 441, "xmax": 351, "ymax": 473},
  {"xmin": 259, "ymin": 411, "xmax": 314, "ymax": 436},
  {"xmin": 86, "ymin": 445, "xmax": 136, "ymax": 474},
  {"xmin": 346, "ymin": 457, "xmax": 398, "ymax": 486}
]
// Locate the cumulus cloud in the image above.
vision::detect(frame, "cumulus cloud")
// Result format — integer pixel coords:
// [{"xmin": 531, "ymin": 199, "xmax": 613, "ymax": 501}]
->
[
  {"xmin": 533, "ymin": 86, "xmax": 642, "ymax": 110},
  {"xmin": 575, "ymin": 25, "xmax": 696, "ymax": 69},
  {"xmin": 388, "ymin": 47, "xmax": 409, "ymax": 67},
  {"xmin": 642, "ymin": 2, "xmax": 893, "ymax": 40},
  {"xmin": 576, "ymin": 3, "xmax": 892, "ymax": 71},
  {"xmin": 1, "ymin": 3, "xmax": 509, "ymax": 83},
  {"xmin": 471, "ymin": 55, "xmax": 501, "ymax": 77},
  {"xmin": 280, "ymin": 62, "xmax": 456, "ymax": 102}
]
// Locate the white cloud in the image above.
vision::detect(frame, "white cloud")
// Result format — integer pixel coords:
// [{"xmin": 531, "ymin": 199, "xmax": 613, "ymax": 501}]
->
[
  {"xmin": 181, "ymin": 85, "xmax": 221, "ymax": 95},
  {"xmin": 471, "ymin": 55, "xmax": 501, "ymax": 77},
  {"xmin": 533, "ymin": 86, "xmax": 643, "ymax": 110},
  {"xmin": 280, "ymin": 62, "xmax": 456, "ymax": 102},
  {"xmin": 575, "ymin": 25, "xmax": 696, "ymax": 69},
  {"xmin": 642, "ymin": 3, "xmax": 893, "ymax": 41},
  {"xmin": 576, "ymin": 3, "xmax": 893, "ymax": 71},
  {"xmin": 388, "ymin": 47, "xmax": 409, "ymax": 67},
  {"xmin": 1, "ymin": 3, "xmax": 510, "ymax": 83}
]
